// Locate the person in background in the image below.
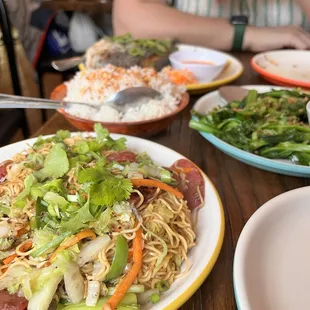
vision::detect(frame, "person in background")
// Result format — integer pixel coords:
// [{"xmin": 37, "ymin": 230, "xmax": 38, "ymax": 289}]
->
[
  {"xmin": 113, "ymin": 0, "xmax": 310, "ymax": 52},
  {"xmin": 4, "ymin": 0, "xmax": 70, "ymax": 67}
]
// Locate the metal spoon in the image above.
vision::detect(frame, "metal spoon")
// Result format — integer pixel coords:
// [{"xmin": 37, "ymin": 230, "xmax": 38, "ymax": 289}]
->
[
  {"xmin": 219, "ymin": 86, "xmax": 249, "ymax": 104},
  {"xmin": 0, "ymin": 87, "xmax": 162, "ymax": 112},
  {"xmin": 52, "ymin": 56, "xmax": 85, "ymax": 72}
]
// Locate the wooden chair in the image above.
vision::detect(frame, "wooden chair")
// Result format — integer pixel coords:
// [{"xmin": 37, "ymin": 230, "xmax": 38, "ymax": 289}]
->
[{"xmin": 0, "ymin": 0, "xmax": 30, "ymax": 145}]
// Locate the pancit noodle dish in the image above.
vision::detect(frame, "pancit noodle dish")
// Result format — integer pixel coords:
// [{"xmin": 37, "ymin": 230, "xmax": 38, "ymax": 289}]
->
[{"xmin": 0, "ymin": 125, "xmax": 204, "ymax": 310}]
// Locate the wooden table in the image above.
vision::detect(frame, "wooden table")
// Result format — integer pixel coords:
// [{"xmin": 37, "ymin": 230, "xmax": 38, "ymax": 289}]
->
[{"xmin": 34, "ymin": 53, "xmax": 310, "ymax": 309}]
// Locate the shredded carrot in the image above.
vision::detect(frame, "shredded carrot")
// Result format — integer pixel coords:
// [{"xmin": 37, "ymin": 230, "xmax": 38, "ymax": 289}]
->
[
  {"xmin": 3, "ymin": 241, "xmax": 32, "ymax": 265},
  {"xmin": 3, "ymin": 254, "xmax": 17, "ymax": 265},
  {"xmin": 163, "ymin": 66, "xmax": 197, "ymax": 85},
  {"xmin": 17, "ymin": 227, "xmax": 28, "ymax": 237},
  {"xmin": 49, "ymin": 229, "xmax": 96, "ymax": 262},
  {"xmin": 103, "ymin": 228, "xmax": 143, "ymax": 310},
  {"xmin": 130, "ymin": 178, "xmax": 184, "ymax": 199}
]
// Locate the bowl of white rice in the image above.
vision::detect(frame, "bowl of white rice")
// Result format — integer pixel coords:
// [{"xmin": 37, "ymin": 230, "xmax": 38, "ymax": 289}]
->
[{"xmin": 51, "ymin": 65, "xmax": 189, "ymax": 136}]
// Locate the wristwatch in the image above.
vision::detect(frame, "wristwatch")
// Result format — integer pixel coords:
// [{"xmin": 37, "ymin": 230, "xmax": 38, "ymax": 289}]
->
[{"xmin": 230, "ymin": 15, "xmax": 249, "ymax": 52}]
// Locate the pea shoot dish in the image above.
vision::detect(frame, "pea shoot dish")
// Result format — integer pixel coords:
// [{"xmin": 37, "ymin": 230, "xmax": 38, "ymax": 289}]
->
[{"xmin": 190, "ymin": 89, "xmax": 310, "ymax": 166}]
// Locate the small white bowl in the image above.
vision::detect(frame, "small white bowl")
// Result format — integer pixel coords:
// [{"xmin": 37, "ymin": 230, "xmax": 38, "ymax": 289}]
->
[{"xmin": 169, "ymin": 47, "xmax": 227, "ymax": 83}]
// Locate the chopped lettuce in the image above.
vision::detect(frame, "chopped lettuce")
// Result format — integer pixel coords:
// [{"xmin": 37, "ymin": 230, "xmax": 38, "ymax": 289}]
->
[
  {"xmin": 0, "ymin": 265, "xmax": 34, "ymax": 297},
  {"xmin": 44, "ymin": 192, "xmax": 69, "ymax": 210},
  {"xmin": 32, "ymin": 229, "xmax": 57, "ymax": 254},
  {"xmin": 113, "ymin": 202, "xmax": 134, "ymax": 223},
  {"xmin": 136, "ymin": 152, "xmax": 153, "ymax": 165},
  {"xmin": 28, "ymin": 256, "xmax": 69, "ymax": 310},
  {"xmin": 0, "ymin": 204, "xmax": 10, "ymax": 216},
  {"xmin": 90, "ymin": 208, "xmax": 112, "ymax": 236},
  {"xmin": 31, "ymin": 231, "xmax": 72, "ymax": 258},
  {"xmin": 42, "ymin": 178, "xmax": 66, "ymax": 195},
  {"xmin": 36, "ymin": 144, "xmax": 69, "ymax": 180},
  {"xmin": 24, "ymin": 152, "xmax": 44, "ymax": 170},
  {"xmin": 62, "ymin": 293, "xmax": 139, "ymax": 310},
  {"xmin": 0, "ymin": 237, "xmax": 14, "ymax": 251}
]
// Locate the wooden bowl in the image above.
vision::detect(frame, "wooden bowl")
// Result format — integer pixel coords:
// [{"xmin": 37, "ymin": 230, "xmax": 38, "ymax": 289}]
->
[{"xmin": 50, "ymin": 84, "xmax": 190, "ymax": 136}]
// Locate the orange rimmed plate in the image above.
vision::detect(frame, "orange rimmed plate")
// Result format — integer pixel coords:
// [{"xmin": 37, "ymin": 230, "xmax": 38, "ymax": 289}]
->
[
  {"xmin": 50, "ymin": 84, "xmax": 190, "ymax": 137},
  {"xmin": 251, "ymin": 50, "xmax": 310, "ymax": 89}
]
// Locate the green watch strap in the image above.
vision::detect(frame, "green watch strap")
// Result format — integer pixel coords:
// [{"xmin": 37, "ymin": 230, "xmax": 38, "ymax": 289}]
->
[{"xmin": 232, "ymin": 24, "xmax": 246, "ymax": 52}]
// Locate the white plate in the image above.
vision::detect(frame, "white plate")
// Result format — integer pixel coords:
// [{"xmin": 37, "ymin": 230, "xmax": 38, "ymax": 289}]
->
[
  {"xmin": 193, "ymin": 85, "xmax": 310, "ymax": 177},
  {"xmin": 234, "ymin": 186, "xmax": 310, "ymax": 310},
  {"xmin": 0, "ymin": 133, "xmax": 225, "ymax": 310},
  {"xmin": 251, "ymin": 50, "xmax": 310, "ymax": 88}
]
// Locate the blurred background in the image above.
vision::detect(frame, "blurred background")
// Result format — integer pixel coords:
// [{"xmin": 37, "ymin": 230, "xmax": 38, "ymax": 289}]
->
[{"xmin": 0, "ymin": 0, "xmax": 113, "ymax": 144}]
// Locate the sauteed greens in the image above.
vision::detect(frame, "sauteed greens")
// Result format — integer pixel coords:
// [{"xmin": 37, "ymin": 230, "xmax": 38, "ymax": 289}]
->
[{"xmin": 190, "ymin": 89, "xmax": 310, "ymax": 166}]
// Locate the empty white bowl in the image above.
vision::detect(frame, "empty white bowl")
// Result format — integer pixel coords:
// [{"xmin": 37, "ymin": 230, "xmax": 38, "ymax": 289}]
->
[{"xmin": 169, "ymin": 47, "xmax": 227, "ymax": 83}]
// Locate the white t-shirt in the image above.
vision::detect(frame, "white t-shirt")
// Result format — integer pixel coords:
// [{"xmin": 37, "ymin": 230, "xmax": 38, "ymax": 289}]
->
[{"xmin": 171, "ymin": 0, "xmax": 308, "ymax": 28}]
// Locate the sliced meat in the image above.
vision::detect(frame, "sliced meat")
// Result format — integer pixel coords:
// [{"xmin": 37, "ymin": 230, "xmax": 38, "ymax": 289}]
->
[
  {"xmin": 106, "ymin": 151, "xmax": 137, "ymax": 163},
  {"xmin": 0, "ymin": 290, "xmax": 28, "ymax": 310},
  {"xmin": 170, "ymin": 159, "xmax": 205, "ymax": 210},
  {"xmin": 0, "ymin": 160, "xmax": 12, "ymax": 183},
  {"xmin": 129, "ymin": 186, "xmax": 158, "ymax": 206}
]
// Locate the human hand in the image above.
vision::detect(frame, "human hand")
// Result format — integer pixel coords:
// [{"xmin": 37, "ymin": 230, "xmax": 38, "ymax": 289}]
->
[{"xmin": 243, "ymin": 25, "xmax": 310, "ymax": 52}]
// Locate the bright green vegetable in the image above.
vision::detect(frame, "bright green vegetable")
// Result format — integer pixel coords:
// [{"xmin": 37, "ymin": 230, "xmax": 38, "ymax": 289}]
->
[
  {"xmin": 124, "ymin": 163, "xmax": 173, "ymax": 184},
  {"xmin": 56, "ymin": 130, "xmax": 71, "ymax": 140},
  {"xmin": 149, "ymin": 293, "xmax": 160, "ymax": 304},
  {"xmin": 90, "ymin": 176, "xmax": 133, "ymax": 208},
  {"xmin": 42, "ymin": 178, "xmax": 66, "ymax": 195},
  {"xmin": 155, "ymin": 280, "xmax": 170, "ymax": 292},
  {"xmin": 36, "ymin": 144, "xmax": 69, "ymax": 180},
  {"xmin": 90, "ymin": 207, "xmax": 112, "ymax": 236},
  {"xmin": 105, "ymin": 235, "xmax": 129, "ymax": 281},
  {"xmin": 190, "ymin": 88, "xmax": 310, "ymax": 165},
  {"xmin": 30, "ymin": 231, "xmax": 72, "ymax": 258},
  {"xmin": 107, "ymin": 285, "xmax": 145, "ymax": 295}
]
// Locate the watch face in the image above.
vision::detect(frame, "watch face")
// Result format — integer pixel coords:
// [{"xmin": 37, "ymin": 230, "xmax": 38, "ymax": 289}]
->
[{"xmin": 231, "ymin": 15, "xmax": 249, "ymax": 25}]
